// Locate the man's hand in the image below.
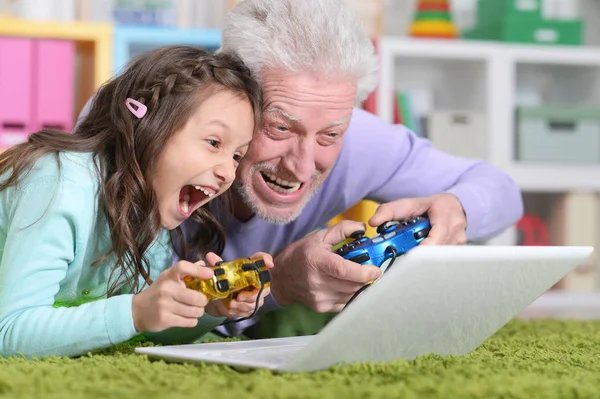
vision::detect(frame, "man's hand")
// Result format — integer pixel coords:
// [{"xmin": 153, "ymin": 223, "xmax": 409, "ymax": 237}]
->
[
  {"xmin": 269, "ymin": 221, "xmax": 382, "ymax": 313},
  {"xmin": 368, "ymin": 193, "xmax": 467, "ymax": 245}
]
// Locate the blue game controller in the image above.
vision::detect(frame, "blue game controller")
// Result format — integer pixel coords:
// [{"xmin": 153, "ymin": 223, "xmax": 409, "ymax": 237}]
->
[{"xmin": 332, "ymin": 216, "xmax": 431, "ymax": 270}]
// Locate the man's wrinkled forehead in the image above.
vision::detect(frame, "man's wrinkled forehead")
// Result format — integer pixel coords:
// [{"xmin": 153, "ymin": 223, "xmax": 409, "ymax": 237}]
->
[{"xmin": 265, "ymin": 106, "xmax": 352, "ymax": 128}]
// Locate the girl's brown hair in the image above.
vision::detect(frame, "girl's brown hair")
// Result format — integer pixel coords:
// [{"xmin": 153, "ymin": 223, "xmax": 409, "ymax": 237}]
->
[{"xmin": 0, "ymin": 45, "xmax": 262, "ymax": 296}]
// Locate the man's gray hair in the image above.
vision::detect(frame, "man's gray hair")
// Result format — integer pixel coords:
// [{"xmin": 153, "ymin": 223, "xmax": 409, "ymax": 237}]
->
[{"xmin": 220, "ymin": 0, "xmax": 379, "ymax": 104}]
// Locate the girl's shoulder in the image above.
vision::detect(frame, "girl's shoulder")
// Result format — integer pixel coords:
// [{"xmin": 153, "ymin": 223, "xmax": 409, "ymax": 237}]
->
[{"xmin": 24, "ymin": 151, "xmax": 101, "ymax": 191}]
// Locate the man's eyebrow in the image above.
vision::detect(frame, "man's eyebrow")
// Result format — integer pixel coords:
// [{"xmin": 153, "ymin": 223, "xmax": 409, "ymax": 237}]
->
[
  {"xmin": 265, "ymin": 107, "xmax": 301, "ymax": 123},
  {"xmin": 327, "ymin": 115, "xmax": 351, "ymax": 128}
]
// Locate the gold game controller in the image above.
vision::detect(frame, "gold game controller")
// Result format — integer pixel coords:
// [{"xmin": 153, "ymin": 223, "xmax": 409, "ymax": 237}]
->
[{"xmin": 184, "ymin": 257, "xmax": 271, "ymax": 301}]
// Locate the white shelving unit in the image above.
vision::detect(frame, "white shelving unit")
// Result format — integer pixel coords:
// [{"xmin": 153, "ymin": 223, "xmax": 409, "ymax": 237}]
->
[
  {"xmin": 376, "ymin": 36, "xmax": 600, "ymax": 293},
  {"xmin": 377, "ymin": 37, "xmax": 600, "ymax": 183},
  {"xmin": 377, "ymin": 37, "xmax": 600, "ymax": 193}
]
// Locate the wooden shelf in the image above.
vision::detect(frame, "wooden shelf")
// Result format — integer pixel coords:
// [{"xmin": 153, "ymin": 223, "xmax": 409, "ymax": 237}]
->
[{"xmin": 0, "ymin": 16, "xmax": 113, "ymax": 93}]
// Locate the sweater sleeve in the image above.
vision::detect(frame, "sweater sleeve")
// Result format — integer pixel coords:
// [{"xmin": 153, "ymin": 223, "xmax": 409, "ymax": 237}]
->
[
  {"xmin": 0, "ymin": 175, "xmax": 138, "ymax": 359},
  {"xmin": 337, "ymin": 109, "xmax": 523, "ymax": 241}
]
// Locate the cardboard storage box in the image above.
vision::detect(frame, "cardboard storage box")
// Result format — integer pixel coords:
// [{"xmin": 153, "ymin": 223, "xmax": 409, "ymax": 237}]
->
[{"xmin": 427, "ymin": 110, "xmax": 487, "ymax": 160}]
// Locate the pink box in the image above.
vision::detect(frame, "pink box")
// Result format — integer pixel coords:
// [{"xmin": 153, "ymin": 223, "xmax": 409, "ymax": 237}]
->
[
  {"xmin": 32, "ymin": 39, "xmax": 75, "ymax": 133},
  {"xmin": 0, "ymin": 37, "xmax": 34, "ymax": 148}
]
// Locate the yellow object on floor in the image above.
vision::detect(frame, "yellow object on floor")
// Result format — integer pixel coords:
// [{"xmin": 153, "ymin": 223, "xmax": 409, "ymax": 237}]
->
[{"xmin": 328, "ymin": 200, "xmax": 379, "ymax": 238}]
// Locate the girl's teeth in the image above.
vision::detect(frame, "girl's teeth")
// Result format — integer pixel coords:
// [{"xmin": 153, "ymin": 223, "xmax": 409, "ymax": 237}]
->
[
  {"xmin": 182, "ymin": 194, "xmax": 190, "ymax": 213},
  {"xmin": 193, "ymin": 185, "xmax": 214, "ymax": 197}
]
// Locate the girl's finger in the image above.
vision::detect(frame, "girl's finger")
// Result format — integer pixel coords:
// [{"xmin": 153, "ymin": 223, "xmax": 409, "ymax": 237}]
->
[
  {"xmin": 205, "ymin": 252, "xmax": 223, "ymax": 267},
  {"xmin": 250, "ymin": 252, "xmax": 274, "ymax": 268}
]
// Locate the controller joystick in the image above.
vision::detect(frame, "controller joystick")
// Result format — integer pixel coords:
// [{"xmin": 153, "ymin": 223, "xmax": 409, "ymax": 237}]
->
[
  {"xmin": 376, "ymin": 221, "xmax": 399, "ymax": 235},
  {"xmin": 350, "ymin": 230, "xmax": 365, "ymax": 239}
]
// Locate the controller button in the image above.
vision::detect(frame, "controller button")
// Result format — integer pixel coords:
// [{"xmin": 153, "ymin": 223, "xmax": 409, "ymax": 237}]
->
[
  {"xmin": 242, "ymin": 263, "xmax": 255, "ymax": 272},
  {"xmin": 372, "ymin": 236, "xmax": 383, "ymax": 243},
  {"xmin": 414, "ymin": 226, "xmax": 431, "ymax": 240},
  {"xmin": 349, "ymin": 253, "xmax": 370, "ymax": 264},
  {"xmin": 215, "ymin": 261, "xmax": 224, "ymax": 266},
  {"xmin": 214, "ymin": 267, "xmax": 225, "ymax": 276},
  {"xmin": 384, "ymin": 232, "xmax": 396, "ymax": 240},
  {"xmin": 254, "ymin": 259, "xmax": 266, "ymax": 268},
  {"xmin": 216, "ymin": 280, "xmax": 230, "ymax": 293},
  {"xmin": 350, "ymin": 230, "xmax": 365, "ymax": 239}
]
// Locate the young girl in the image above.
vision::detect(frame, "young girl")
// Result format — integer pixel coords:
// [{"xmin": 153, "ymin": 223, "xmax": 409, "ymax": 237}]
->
[{"xmin": 0, "ymin": 45, "xmax": 272, "ymax": 358}]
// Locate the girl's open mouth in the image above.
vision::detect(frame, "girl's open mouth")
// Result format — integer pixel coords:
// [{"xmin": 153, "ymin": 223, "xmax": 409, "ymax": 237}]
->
[{"xmin": 178, "ymin": 185, "xmax": 215, "ymax": 217}]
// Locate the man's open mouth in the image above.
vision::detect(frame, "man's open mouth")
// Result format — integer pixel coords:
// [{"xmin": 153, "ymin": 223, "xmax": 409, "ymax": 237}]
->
[{"xmin": 260, "ymin": 172, "xmax": 302, "ymax": 193}]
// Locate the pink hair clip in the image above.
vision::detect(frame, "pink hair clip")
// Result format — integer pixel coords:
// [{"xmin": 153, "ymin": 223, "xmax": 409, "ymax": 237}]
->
[{"xmin": 125, "ymin": 98, "xmax": 147, "ymax": 119}]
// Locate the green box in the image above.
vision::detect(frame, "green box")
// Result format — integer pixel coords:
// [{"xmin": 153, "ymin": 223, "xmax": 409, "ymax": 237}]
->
[
  {"xmin": 477, "ymin": 0, "xmax": 543, "ymax": 26},
  {"xmin": 516, "ymin": 107, "xmax": 600, "ymax": 163},
  {"xmin": 463, "ymin": 17, "xmax": 583, "ymax": 46}
]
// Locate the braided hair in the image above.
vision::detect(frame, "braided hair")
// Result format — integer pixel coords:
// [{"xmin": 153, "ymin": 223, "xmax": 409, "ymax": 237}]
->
[{"xmin": 0, "ymin": 46, "xmax": 263, "ymax": 296}]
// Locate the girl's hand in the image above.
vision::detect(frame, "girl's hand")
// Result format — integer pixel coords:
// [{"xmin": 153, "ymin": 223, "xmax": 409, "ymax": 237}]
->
[
  {"xmin": 204, "ymin": 251, "xmax": 274, "ymax": 319},
  {"xmin": 131, "ymin": 260, "xmax": 213, "ymax": 332}
]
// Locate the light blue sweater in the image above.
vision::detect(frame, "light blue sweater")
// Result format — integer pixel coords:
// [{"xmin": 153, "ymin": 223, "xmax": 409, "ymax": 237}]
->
[{"xmin": 0, "ymin": 151, "xmax": 224, "ymax": 358}]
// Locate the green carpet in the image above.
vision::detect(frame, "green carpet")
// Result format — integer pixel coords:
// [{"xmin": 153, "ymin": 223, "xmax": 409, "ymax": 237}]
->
[{"xmin": 2, "ymin": 319, "xmax": 600, "ymax": 399}]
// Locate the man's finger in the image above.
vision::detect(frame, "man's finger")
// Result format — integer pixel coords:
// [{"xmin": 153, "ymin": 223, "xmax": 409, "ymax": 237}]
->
[
  {"xmin": 326, "ymin": 277, "xmax": 369, "ymax": 295},
  {"xmin": 321, "ymin": 253, "xmax": 381, "ymax": 283},
  {"xmin": 322, "ymin": 220, "xmax": 367, "ymax": 247},
  {"xmin": 418, "ymin": 223, "xmax": 445, "ymax": 246},
  {"xmin": 368, "ymin": 198, "xmax": 429, "ymax": 228}
]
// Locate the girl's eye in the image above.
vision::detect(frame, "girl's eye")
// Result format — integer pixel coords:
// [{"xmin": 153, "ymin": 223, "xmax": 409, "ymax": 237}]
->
[
  {"xmin": 206, "ymin": 139, "xmax": 220, "ymax": 148},
  {"xmin": 233, "ymin": 153, "xmax": 243, "ymax": 162}
]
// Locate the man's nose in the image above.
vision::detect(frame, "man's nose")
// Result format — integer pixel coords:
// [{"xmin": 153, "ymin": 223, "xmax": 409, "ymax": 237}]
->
[{"xmin": 282, "ymin": 137, "xmax": 316, "ymax": 182}]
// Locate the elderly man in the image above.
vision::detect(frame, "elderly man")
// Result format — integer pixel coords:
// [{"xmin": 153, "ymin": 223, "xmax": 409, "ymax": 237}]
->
[
  {"xmin": 206, "ymin": 0, "xmax": 523, "ymax": 337},
  {"xmin": 78, "ymin": 0, "xmax": 523, "ymax": 342}
]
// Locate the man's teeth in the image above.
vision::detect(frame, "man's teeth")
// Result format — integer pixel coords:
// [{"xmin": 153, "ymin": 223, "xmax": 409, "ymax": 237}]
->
[
  {"xmin": 262, "ymin": 172, "xmax": 301, "ymax": 193},
  {"xmin": 182, "ymin": 194, "xmax": 190, "ymax": 213},
  {"xmin": 193, "ymin": 185, "xmax": 214, "ymax": 197}
]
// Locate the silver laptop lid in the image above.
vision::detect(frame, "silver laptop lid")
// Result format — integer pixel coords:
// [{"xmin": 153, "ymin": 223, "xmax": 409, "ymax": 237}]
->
[{"xmin": 281, "ymin": 245, "xmax": 593, "ymax": 372}]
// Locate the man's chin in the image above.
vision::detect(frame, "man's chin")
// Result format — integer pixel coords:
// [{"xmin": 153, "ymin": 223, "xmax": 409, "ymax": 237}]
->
[
  {"xmin": 253, "ymin": 204, "xmax": 304, "ymax": 225},
  {"xmin": 234, "ymin": 184, "xmax": 308, "ymax": 225}
]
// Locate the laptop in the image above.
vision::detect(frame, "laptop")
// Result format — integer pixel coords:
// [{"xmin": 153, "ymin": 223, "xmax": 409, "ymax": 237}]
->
[{"xmin": 135, "ymin": 245, "xmax": 593, "ymax": 372}]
